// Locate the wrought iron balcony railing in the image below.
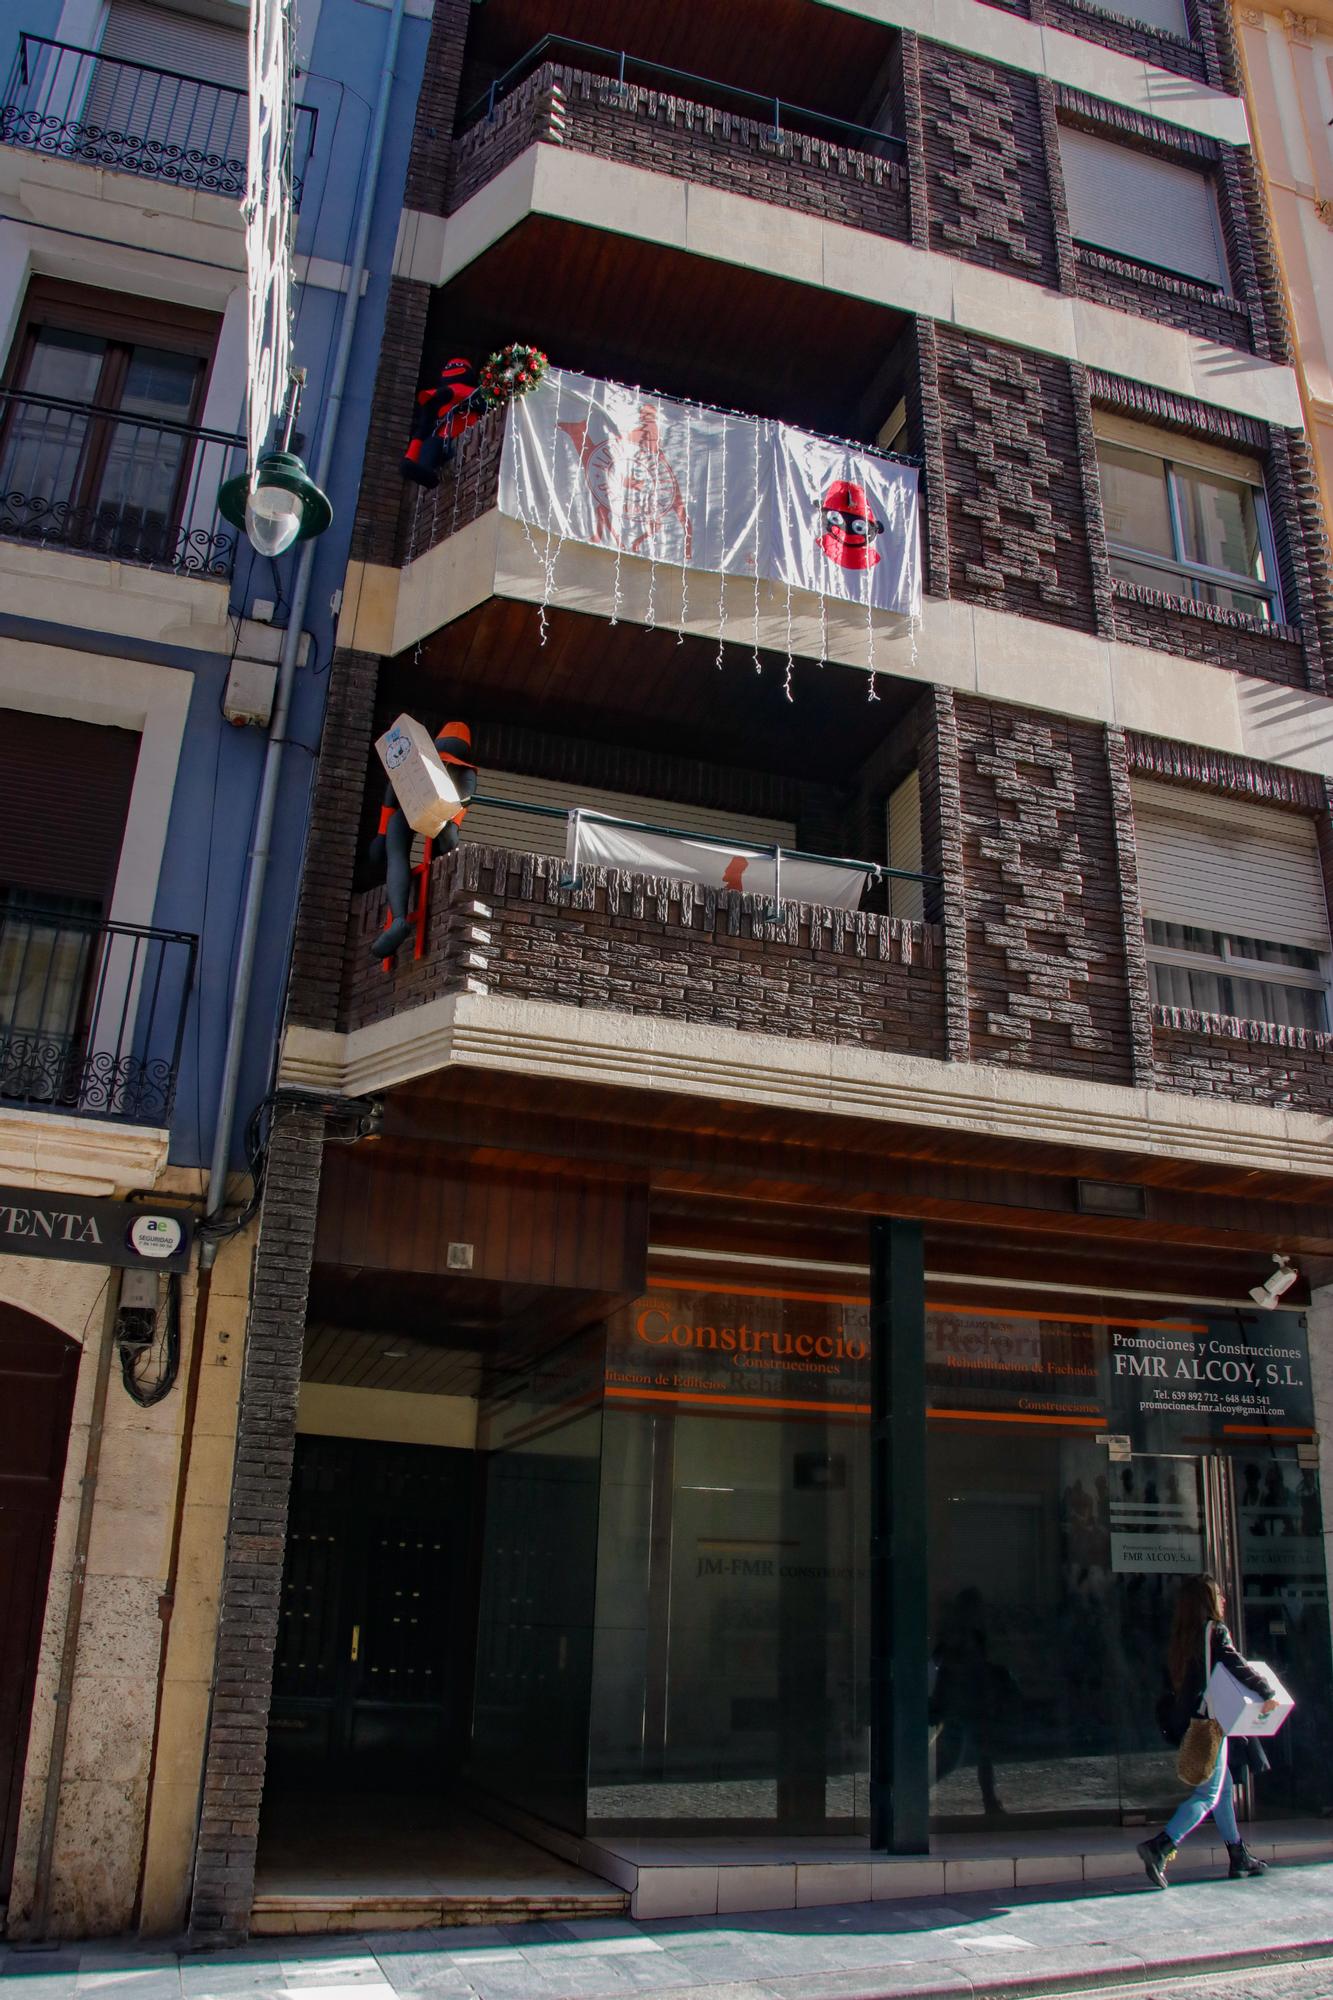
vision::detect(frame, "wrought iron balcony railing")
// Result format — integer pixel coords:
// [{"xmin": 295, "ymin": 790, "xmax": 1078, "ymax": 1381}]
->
[
  {"xmin": 1, "ymin": 33, "xmax": 317, "ymax": 201},
  {"xmin": 0, "ymin": 388, "xmax": 245, "ymax": 577},
  {"xmin": 0, "ymin": 908, "xmax": 197, "ymax": 1126}
]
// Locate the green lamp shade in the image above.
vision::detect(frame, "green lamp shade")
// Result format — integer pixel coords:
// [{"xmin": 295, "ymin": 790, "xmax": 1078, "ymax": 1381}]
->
[{"xmin": 219, "ymin": 450, "xmax": 333, "ymax": 557}]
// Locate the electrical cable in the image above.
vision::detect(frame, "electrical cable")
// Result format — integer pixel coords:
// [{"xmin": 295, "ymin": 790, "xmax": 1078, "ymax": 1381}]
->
[{"xmin": 117, "ymin": 1274, "xmax": 182, "ymax": 1407}]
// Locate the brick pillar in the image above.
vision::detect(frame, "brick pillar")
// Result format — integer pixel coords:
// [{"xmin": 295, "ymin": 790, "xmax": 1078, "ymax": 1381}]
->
[
  {"xmin": 287, "ymin": 647, "xmax": 382, "ymax": 1034},
  {"xmin": 895, "ymin": 32, "xmax": 929, "ymax": 254},
  {"xmin": 402, "ymin": 0, "xmax": 472, "ymax": 215},
  {"xmin": 925, "ymin": 687, "xmax": 970, "ymax": 1062},
  {"xmin": 350, "ymin": 276, "xmax": 432, "ymax": 570},
  {"xmin": 1069, "ymin": 362, "xmax": 1116, "ymax": 641},
  {"xmin": 1104, "ymin": 726, "xmax": 1156, "ymax": 1088},
  {"xmin": 912, "ymin": 319, "xmax": 950, "ymax": 601},
  {"xmin": 1035, "ymin": 78, "xmax": 1078, "ymax": 296},
  {"xmin": 189, "ymin": 1110, "xmax": 326, "ymax": 1941}
]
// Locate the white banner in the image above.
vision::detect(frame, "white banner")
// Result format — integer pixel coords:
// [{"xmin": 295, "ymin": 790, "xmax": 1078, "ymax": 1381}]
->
[
  {"xmin": 569, "ymin": 818, "xmax": 868, "ymax": 911},
  {"xmin": 499, "ymin": 369, "xmax": 920, "ymax": 622}
]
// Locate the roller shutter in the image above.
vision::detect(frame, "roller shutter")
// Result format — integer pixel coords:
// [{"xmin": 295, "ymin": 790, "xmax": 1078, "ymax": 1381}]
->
[
  {"xmin": 462, "ymin": 770, "xmax": 794, "ymax": 861},
  {"xmin": 1058, "ymin": 127, "xmax": 1229, "ymax": 289},
  {"xmin": 0, "ymin": 711, "xmax": 141, "ymax": 907},
  {"xmin": 86, "ymin": 1, "xmax": 248, "ymax": 166},
  {"xmin": 885, "ymin": 769, "xmax": 924, "ymax": 921},
  {"xmin": 1130, "ymin": 779, "xmax": 1330, "ymax": 952}
]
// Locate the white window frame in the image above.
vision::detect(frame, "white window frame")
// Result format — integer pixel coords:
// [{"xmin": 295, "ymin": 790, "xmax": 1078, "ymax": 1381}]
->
[
  {"xmin": 1144, "ymin": 923, "xmax": 1331, "ymax": 1030},
  {"xmin": 1096, "ymin": 434, "xmax": 1282, "ymax": 622}
]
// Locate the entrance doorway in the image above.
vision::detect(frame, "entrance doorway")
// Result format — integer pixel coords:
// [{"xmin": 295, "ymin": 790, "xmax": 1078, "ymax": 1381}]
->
[
  {"xmin": 0, "ymin": 1306, "xmax": 79, "ymax": 1905},
  {"xmin": 927, "ymin": 1431, "xmax": 1332, "ymax": 1827},
  {"xmin": 265, "ymin": 1435, "xmax": 475, "ymax": 1793}
]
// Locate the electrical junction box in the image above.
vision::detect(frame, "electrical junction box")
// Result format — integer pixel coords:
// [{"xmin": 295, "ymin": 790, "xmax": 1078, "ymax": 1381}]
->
[
  {"xmin": 446, "ymin": 1242, "xmax": 474, "ymax": 1271},
  {"xmin": 224, "ymin": 656, "xmax": 279, "ymax": 727}
]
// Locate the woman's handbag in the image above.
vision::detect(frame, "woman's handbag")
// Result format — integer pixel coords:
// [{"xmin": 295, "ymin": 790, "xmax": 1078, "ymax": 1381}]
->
[{"xmin": 1176, "ymin": 1621, "xmax": 1224, "ymax": 1786}]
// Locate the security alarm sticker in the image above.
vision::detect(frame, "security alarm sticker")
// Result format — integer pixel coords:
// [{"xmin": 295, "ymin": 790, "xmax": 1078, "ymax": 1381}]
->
[{"xmin": 127, "ymin": 1214, "xmax": 185, "ymax": 1261}]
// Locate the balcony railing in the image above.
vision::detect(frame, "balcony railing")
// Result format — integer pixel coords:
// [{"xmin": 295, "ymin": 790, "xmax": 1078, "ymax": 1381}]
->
[
  {"xmin": 0, "ymin": 388, "xmax": 245, "ymax": 577},
  {"xmin": 449, "ymin": 40, "xmax": 908, "ymax": 237},
  {"xmin": 0, "ymin": 909, "xmax": 197, "ymax": 1125},
  {"xmin": 1, "ymin": 33, "xmax": 317, "ymax": 201},
  {"xmin": 460, "ymin": 37, "xmax": 906, "ymax": 160}
]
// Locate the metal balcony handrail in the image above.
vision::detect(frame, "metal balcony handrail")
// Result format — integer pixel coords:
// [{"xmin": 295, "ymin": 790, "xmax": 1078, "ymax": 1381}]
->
[
  {"xmin": 0, "ymin": 386, "xmax": 244, "ymax": 450},
  {"xmin": 470, "ymin": 794, "xmax": 941, "ymax": 907},
  {"xmin": 3, "ymin": 33, "xmax": 318, "ymax": 201},
  {"xmin": 0, "ymin": 907, "xmax": 198, "ymax": 1126},
  {"xmin": 0, "ymin": 384, "xmax": 246, "ymax": 577},
  {"xmin": 460, "ymin": 34, "xmax": 906, "ymax": 160}
]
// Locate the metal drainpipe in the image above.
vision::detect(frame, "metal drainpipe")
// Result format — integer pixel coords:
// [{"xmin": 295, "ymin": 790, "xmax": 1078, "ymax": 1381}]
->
[
  {"xmin": 29, "ymin": 1271, "xmax": 124, "ymax": 1937},
  {"xmin": 201, "ymin": 0, "xmax": 408, "ymax": 1266}
]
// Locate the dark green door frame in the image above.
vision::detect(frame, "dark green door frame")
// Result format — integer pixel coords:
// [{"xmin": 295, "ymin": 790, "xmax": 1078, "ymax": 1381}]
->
[{"xmin": 869, "ymin": 1216, "xmax": 930, "ymax": 1851}]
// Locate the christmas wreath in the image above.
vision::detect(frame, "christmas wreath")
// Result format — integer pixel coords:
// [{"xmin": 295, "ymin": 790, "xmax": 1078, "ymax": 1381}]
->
[{"xmin": 479, "ymin": 343, "xmax": 548, "ymax": 408}]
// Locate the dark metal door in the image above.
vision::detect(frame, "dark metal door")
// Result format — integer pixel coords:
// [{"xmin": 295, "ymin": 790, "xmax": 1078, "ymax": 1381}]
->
[
  {"xmin": 267, "ymin": 1435, "xmax": 473, "ymax": 1792},
  {"xmin": 0, "ymin": 1307, "xmax": 79, "ymax": 1901}
]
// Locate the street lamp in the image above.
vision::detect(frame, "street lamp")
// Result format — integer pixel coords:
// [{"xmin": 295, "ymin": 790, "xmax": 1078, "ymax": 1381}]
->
[{"xmin": 219, "ymin": 367, "xmax": 332, "ymax": 557}]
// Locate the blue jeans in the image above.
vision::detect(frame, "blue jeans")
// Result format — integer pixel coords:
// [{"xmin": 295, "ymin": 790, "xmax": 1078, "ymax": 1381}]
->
[{"xmin": 1165, "ymin": 1738, "xmax": 1239, "ymax": 1846}]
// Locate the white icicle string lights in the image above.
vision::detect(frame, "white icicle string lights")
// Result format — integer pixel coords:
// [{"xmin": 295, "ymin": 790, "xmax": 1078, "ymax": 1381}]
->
[
  {"xmin": 244, "ymin": 0, "xmax": 295, "ymax": 486},
  {"xmin": 677, "ymin": 406, "xmax": 691, "ymax": 644},
  {"xmin": 715, "ymin": 413, "xmax": 728, "ymax": 669}
]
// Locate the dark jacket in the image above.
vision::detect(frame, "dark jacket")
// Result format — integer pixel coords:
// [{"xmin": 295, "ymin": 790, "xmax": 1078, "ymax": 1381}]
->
[{"xmin": 1170, "ymin": 1621, "xmax": 1275, "ymax": 1781}]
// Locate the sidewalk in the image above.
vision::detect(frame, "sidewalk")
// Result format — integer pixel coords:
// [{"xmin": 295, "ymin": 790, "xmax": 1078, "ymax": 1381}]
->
[{"xmin": 6, "ymin": 1852, "xmax": 1333, "ymax": 2000}]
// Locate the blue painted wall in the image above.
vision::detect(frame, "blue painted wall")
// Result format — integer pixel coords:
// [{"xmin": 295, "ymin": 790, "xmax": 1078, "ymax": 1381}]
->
[
  {"xmin": 4, "ymin": 0, "xmax": 430, "ymax": 1171},
  {"xmin": 165, "ymin": 2, "xmax": 430, "ymax": 1170}
]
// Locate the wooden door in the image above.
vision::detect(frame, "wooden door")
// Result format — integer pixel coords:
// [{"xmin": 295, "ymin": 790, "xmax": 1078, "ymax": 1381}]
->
[
  {"xmin": 0, "ymin": 1307, "xmax": 79, "ymax": 1901},
  {"xmin": 267, "ymin": 1436, "xmax": 474, "ymax": 1792}
]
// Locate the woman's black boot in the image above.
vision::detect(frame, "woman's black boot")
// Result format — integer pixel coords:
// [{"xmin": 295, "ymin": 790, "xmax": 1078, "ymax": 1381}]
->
[
  {"xmin": 1136, "ymin": 1831, "xmax": 1177, "ymax": 1888},
  {"xmin": 1226, "ymin": 1841, "xmax": 1268, "ymax": 1879}
]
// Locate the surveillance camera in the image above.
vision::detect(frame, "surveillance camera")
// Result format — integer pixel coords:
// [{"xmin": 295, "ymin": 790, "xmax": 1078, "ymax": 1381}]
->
[{"xmin": 1249, "ymin": 1254, "xmax": 1297, "ymax": 1310}]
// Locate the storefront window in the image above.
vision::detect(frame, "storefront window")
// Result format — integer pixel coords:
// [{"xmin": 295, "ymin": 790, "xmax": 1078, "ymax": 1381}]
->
[{"xmin": 588, "ymin": 1283, "xmax": 871, "ymax": 1833}]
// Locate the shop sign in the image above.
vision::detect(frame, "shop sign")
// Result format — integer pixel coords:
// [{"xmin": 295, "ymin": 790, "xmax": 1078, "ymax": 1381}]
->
[
  {"xmin": 606, "ymin": 1291, "xmax": 870, "ymax": 1415},
  {"xmin": 1108, "ymin": 1314, "xmax": 1313, "ymax": 1443},
  {"xmin": 1110, "ymin": 1531, "xmax": 1204, "ymax": 1574},
  {"xmin": 0, "ymin": 1184, "xmax": 192, "ymax": 1272}
]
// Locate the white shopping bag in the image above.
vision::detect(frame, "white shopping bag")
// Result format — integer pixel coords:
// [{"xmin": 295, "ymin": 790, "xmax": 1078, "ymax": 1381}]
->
[
  {"xmin": 375, "ymin": 713, "xmax": 463, "ymax": 837},
  {"xmin": 1207, "ymin": 1657, "xmax": 1294, "ymax": 1738}
]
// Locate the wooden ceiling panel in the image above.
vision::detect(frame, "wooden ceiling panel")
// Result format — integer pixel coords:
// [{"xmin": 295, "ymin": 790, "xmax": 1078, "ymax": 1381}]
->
[{"xmin": 426, "ymin": 219, "xmax": 907, "ymax": 442}]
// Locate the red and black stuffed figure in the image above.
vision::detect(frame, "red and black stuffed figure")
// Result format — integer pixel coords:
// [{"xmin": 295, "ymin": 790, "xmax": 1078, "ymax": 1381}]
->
[
  {"xmin": 400, "ymin": 358, "xmax": 485, "ymax": 489},
  {"xmin": 366, "ymin": 720, "xmax": 479, "ymax": 960}
]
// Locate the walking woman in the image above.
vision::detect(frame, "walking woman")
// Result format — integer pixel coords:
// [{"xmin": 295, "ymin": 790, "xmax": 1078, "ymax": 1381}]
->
[{"xmin": 1138, "ymin": 1574, "xmax": 1277, "ymax": 1888}]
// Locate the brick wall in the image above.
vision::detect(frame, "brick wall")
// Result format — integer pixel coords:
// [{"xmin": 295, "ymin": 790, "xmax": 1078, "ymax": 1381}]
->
[
  {"xmin": 189, "ymin": 1109, "xmax": 327, "ymax": 1940},
  {"xmin": 342, "ymin": 844, "xmax": 947, "ymax": 1061},
  {"xmin": 447, "ymin": 65, "xmax": 910, "ymax": 243},
  {"xmin": 402, "ymin": 0, "xmax": 472, "ymax": 214},
  {"xmin": 1110, "ymin": 586, "xmax": 1307, "ymax": 689},
  {"xmin": 1039, "ymin": 0, "xmax": 1209, "ymax": 82},
  {"xmin": 1151, "ymin": 1011, "xmax": 1333, "ymax": 1112},
  {"xmin": 349, "ymin": 276, "xmax": 432, "ymax": 569},
  {"xmin": 917, "ymin": 44, "xmax": 1058, "ymax": 287},
  {"xmin": 933, "ymin": 328, "xmax": 1097, "ymax": 630},
  {"xmin": 287, "ymin": 647, "xmax": 382, "ymax": 1033},
  {"xmin": 954, "ymin": 697, "xmax": 1135, "ymax": 1083},
  {"xmin": 1072, "ymin": 246, "xmax": 1253, "ymax": 354}
]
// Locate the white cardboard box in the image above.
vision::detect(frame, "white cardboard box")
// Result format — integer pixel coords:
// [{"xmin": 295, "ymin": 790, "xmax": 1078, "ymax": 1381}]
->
[
  {"xmin": 375, "ymin": 713, "xmax": 463, "ymax": 837},
  {"xmin": 1207, "ymin": 1658, "xmax": 1294, "ymax": 1738}
]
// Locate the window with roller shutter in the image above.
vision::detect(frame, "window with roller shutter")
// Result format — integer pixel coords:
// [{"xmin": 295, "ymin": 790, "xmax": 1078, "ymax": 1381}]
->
[
  {"xmin": 0, "ymin": 712, "xmax": 142, "ymax": 1087},
  {"xmin": 1057, "ymin": 126, "xmax": 1230, "ymax": 289},
  {"xmin": 1131, "ymin": 780, "xmax": 1332, "ymax": 1031},
  {"xmin": 84, "ymin": 0, "xmax": 249, "ymax": 176}
]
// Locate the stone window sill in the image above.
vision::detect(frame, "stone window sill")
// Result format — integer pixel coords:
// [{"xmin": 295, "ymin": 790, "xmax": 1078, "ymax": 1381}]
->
[
  {"xmin": 1111, "ymin": 579, "xmax": 1298, "ymax": 644},
  {"xmin": 1151, "ymin": 1003, "xmax": 1331, "ymax": 1052}
]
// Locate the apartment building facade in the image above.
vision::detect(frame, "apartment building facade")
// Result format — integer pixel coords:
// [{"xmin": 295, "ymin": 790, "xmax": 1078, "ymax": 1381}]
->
[
  {"xmin": 173, "ymin": 0, "xmax": 1333, "ymax": 1940},
  {"xmin": 0, "ymin": 0, "xmax": 432, "ymax": 1941}
]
